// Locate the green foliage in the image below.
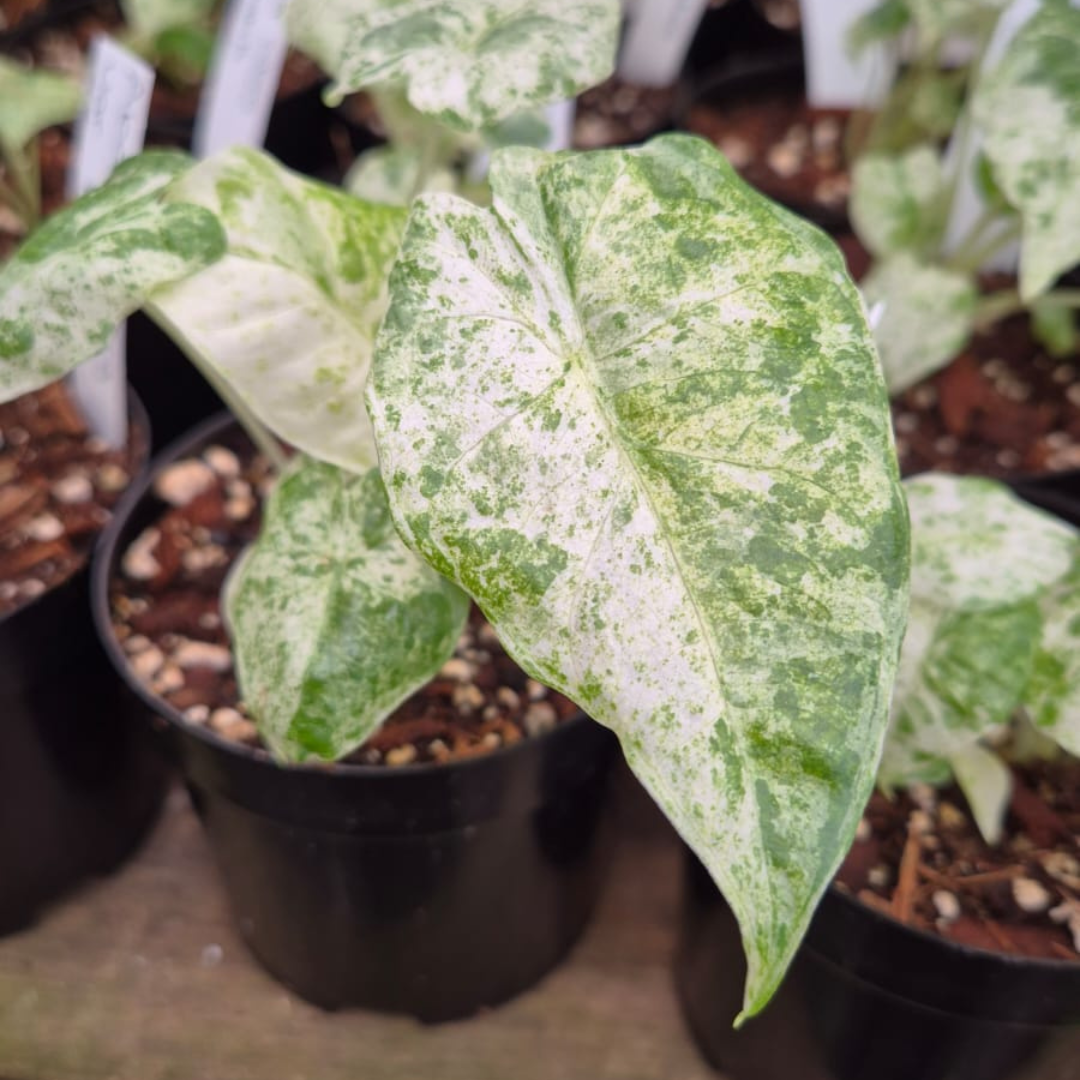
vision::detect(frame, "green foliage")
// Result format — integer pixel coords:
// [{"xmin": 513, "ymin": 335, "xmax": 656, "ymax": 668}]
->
[
  {"xmin": 883, "ymin": 474, "xmax": 1080, "ymax": 842},
  {"xmin": 368, "ymin": 134, "xmax": 909, "ymax": 1019}
]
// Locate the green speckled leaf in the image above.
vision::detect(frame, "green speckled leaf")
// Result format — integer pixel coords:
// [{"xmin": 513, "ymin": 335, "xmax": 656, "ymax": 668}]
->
[
  {"xmin": 973, "ymin": 2, "xmax": 1080, "ymax": 301},
  {"xmin": 1026, "ymin": 554, "xmax": 1080, "ymax": 757},
  {"xmin": 120, "ymin": 0, "xmax": 215, "ymax": 36},
  {"xmin": 851, "ymin": 146, "xmax": 947, "ymax": 259},
  {"xmin": 224, "ymin": 456, "xmax": 470, "ymax": 762},
  {"xmin": 0, "ymin": 150, "xmax": 224, "ymax": 402},
  {"xmin": 368, "ymin": 134, "xmax": 909, "ymax": 1019},
  {"xmin": 150, "ymin": 148, "xmax": 406, "ymax": 472},
  {"xmin": 862, "ymin": 253, "xmax": 977, "ymax": 393},
  {"xmin": 882, "ymin": 474, "xmax": 1080, "ymax": 842},
  {"xmin": 285, "ymin": 0, "xmax": 620, "ymax": 131},
  {"xmin": 0, "ymin": 57, "xmax": 81, "ymax": 154},
  {"xmin": 345, "ymin": 144, "xmax": 457, "ymax": 206}
]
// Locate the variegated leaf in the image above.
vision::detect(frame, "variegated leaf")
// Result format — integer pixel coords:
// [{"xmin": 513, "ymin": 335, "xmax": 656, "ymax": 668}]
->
[
  {"xmin": 345, "ymin": 144, "xmax": 458, "ymax": 207},
  {"xmin": 861, "ymin": 253, "xmax": 977, "ymax": 393},
  {"xmin": 0, "ymin": 151, "xmax": 224, "ymax": 402},
  {"xmin": 368, "ymin": 135, "xmax": 909, "ymax": 1019},
  {"xmin": 151, "ymin": 147, "xmax": 406, "ymax": 473},
  {"xmin": 882, "ymin": 474, "xmax": 1080, "ymax": 843},
  {"xmin": 850, "ymin": 145, "xmax": 947, "ymax": 259},
  {"xmin": 285, "ymin": 0, "xmax": 620, "ymax": 131},
  {"xmin": 224, "ymin": 456, "xmax": 470, "ymax": 762},
  {"xmin": 120, "ymin": 0, "xmax": 216, "ymax": 36},
  {"xmin": 973, "ymin": 1, "xmax": 1080, "ymax": 300},
  {"xmin": 0, "ymin": 57, "xmax": 81, "ymax": 154},
  {"xmin": 905, "ymin": 472, "xmax": 1077, "ymax": 610},
  {"xmin": 1026, "ymin": 554, "xmax": 1080, "ymax": 757}
]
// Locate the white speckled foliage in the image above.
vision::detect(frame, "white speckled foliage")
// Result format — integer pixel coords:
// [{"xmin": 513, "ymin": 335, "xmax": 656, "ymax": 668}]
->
[
  {"xmin": 120, "ymin": 0, "xmax": 214, "ymax": 36},
  {"xmin": 368, "ymin": 135, "xmax": 910, "ymax": 1019},
  {"xmin": 285, "ymin": 0, "xmax": 620, "ymax": 131},
  {"xmin": 861, "ymin": 253, "xmax": 977, "ymax": 394},
  {"xmin": 151, "ymin": 148, "xmax": 406, "ymax": 472},
  {"xmin": 973, "ymin": 1, "xmax": 1080, "ymax": 301},
  {"xmin": 0, "ymin": 151, "xmax": 225, "ymax": 402},
  {"xmin": 883, "ymin": 473, "xmax": 1080, "ymax": 842},
  {"xmin": 225, "ymin": 456, "xmax": 469, "ymax": 761},
  {"xmin": 0, "ymin": 57, "xmax": 81, "ymax": 155}
]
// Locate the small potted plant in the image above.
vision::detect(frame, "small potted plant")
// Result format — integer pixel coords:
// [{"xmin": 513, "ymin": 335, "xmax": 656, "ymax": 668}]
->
[
  {"xmin": 846, "ymin": 0, "xmax": 1080, "ymax": 479},
  {"xmin": 0, "ymin": 74, "xmax": 197, "ymax": 932},
  {"xmin": 0, "ymin": 0, "xmax": 909, "ymax": 1025},
  {"xmin": 676, "ymin": 473, "xmax": 1080, "ymax": 1080}
]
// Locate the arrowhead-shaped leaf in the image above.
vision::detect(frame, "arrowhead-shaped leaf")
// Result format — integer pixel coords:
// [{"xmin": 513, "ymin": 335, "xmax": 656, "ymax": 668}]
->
[
  {"xmin": 0, "ymin": 57, "xmax": 81, "ymax": 154},
  {"xmin": 882, "ymin": 474, "xmax": 1080, "ymax": 842},
  {"xmin": 151, "ymin": 148, "xmax": 407, "ymax": 473},
  {"xmin": 850, "ymin": 146, "xmax": 947, "ymax": 259},
  {"xmin": 861, "ymin": 253, "xmax": 977, "ymax": 393},
  {"xmin": 0, "ymin": 150, "xmax": 225, "ymax": 403},
  {"xmin": 973, "ymin": 1, "xmax": 1080, "ymax": 301},
  {"xmin": 224, "ymin": 456, "xmax": 470, "ymax": 762},
  {"xmin": 285, "ymin": 0, "xmax": 620, "ymax": 131},
  {"xmin": 368, "ymin": 135, "xmax": 909, "ymax": 1018}
]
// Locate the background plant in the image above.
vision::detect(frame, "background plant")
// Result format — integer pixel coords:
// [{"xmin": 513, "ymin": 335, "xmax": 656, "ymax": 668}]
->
[
  {"xmin": 882, "ymin": 472, "xmax": 1080, "ymax": 842},
  {"xmin": 119, "ymin": 0, "xmax": 218, "ymax": 88},
  {"xmin": 0, "ymin": 56, "xmax": 80, "ymax": 233},
  {"xmin": 847, "ymin": 0, "xmax": 1080, "ymax": 393}
]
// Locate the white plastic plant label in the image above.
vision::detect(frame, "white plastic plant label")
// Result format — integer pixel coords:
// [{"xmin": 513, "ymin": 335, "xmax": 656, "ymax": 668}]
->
[
  {"xmin": 942, "ymin": 0, "xmax": 1042, "ymax": 270},
  {"xmin": 802, "ymin": 0, "xmax": 894, "ymax": 108},
  {"xmin": 543, "ymin": 99, "xmax": 575, "ymax": 152},
  {"xmin": 192, "ymin": 0, "xmax": 289, "ymax": 157},
  {"xmin": 617, "ymin": 0, "xmax": 708, "ymax": 87},
  {"xmin": 65, "ymin": 36, "xmax": 154, "ymax": 447}
]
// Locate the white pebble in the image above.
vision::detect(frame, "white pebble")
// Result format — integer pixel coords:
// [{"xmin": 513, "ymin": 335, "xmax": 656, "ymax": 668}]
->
[
  {"xmin": 173, "ymin": 640, "xmax": 232, "ymax": 672},
  {"xmin": 1012, "ymin": 877, "xmax": 1052, "ymax": 913},
  {"xmin": 24, "ymin": 514, "xmax": 63, "ymax": 542},
  {"xmin": 122, "ymin": 527, "xmax": 161, "ymax": 581},
  {"xmin": 154, "ymin": 459, "xmax": 215, "ymax": 507},
  {"xmin": 184, "ymin": 705, "xmax": 210, "ymax": 725},
  {"xmin": 868, "ymin": 865, "xmax": 890, "ymax": 888},
  {"xmin": 766, "ymin": 142, "xmax": 802, "ymax": 178},
  {"xmin": 439, "ymin": 658, "xmax": 474, "ymax": 682},
  {"xmin": 855, "ymin": 817, "xmax": 872, "ymax": 843},
  {"xmin": 523, "ymin": 701, "xmax": 557, "ymax": 738},
  {"xmin": 386, "ymin": 744, "xmax": 418, "ymax": 767},
  {"xmin": 209, "ymin": 707, "xmax": 245, "ymax": 733},
  {"xmin": 52, "ymin": 473, "xmax": 93, "ymax": 503},
  {"xmin": 525, "ymin": 679, "xmax": 548, "ymax": 701},
  {"xmin": 182, "ymin": 546, "xmax": 227, "ymax": 573},
  {"xmin": 496, "ymin": 687, "xmax": 521, "ymax": 711},
  {"xmin": 932, "ymin": 890, "xmax": 961, "ymax": 922},
  {"xmin": 203, "ymin": 446, "xmax": 240, "ymax": 478},
  {"xmin": 153, "ymin": 664, "xmax": 185, "ymax": 694},
  {"xmin": 452, "ymin": 683, "xmax": 486, "ymax": 713},
  {"xmin": 130, "ymin": 646, "xmax": 165, "ymax": 681},
  {"xmin": 95, "ymin": 463, "xmax": 129, "ymax": 492},
  {"xmin": 19, "ymin": 579, "xmax": 46, "ymax": 600}
]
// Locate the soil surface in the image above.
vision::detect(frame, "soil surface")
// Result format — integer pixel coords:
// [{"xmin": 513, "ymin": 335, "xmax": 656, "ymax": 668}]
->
[
  {"xmin": 684, "ymin": 84, "xmax": 849, "ymax": 224},
  {"xmin": 109, "ymin": 436, "xmax": 578, "ymax": 766},
  {"xmin": 573, "ymin": 77, "xmax": 677, "ymax": 150},
  {"xmin": 0, "ymin": 382, "xmax": 143, "ymax": 617},
  {"xmin": 837, "ymin": 759, "xmax": 1080, "ymax": 962}
]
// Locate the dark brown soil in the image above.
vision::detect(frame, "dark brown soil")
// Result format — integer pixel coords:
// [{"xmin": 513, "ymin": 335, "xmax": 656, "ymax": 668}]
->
[
  {"xmin": 0, "ymin": 382, "xmax": 143, "ymax": 617},
  {"xmin": 109, "ymin": 435, "xmax": 578, "ymax": 766},
  {"xmin": 573, "ymin": 77, "xmax": 677, "ymax": 150},
  {"xmin": 684, "ymin": 88, "xmax": 849, "ymax": 223},
  {"xmin": 837, "ymin": 759, "xmax": 1080, "ymax": 962}
]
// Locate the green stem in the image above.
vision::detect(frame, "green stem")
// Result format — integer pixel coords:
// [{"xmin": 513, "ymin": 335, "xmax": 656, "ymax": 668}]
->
[
  {"xmin": 145, "ymin": 301, "xmax": 290, "ymax": 473},
  {"xmin": 948, "ymin": 221, "xmax": 1022, "ymax": 276},
  {"xmin": 973, "ymin": 289, "xmax": 1080, "ymax": 332},
  {"xmin": 4, "ymin": 141, "xmax": 41, "ymax": 227}
]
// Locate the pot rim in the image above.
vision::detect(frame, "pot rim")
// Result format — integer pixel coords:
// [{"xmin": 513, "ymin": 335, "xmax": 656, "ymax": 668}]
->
[
  {"xmin": 1, "ymin": 384, "xmax": 150, "ymax": 630},
  {"xmin": 91, "ymin": 409, "xmax": 596, "ymax": 782}
]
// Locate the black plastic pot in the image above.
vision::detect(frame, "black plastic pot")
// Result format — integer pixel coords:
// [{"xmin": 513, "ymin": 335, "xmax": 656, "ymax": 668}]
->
[
  {"xmin": 0, "ymin": 391, "xmax": 168, "ymax": 935},
  {"xmin": 675, "ymin": 852, "xmax": 1080, "ymax": 1080},
  {"xmin": 677, "ymin": 53, "xmax": 849, "ymax": 233},
  {"xmin": 92, "ymin": 411, "xmax": 621, "ymax": 1021},
  {"xmin": 1009, "ymin": 470, "xmax": 1080, "ymax": 529}
]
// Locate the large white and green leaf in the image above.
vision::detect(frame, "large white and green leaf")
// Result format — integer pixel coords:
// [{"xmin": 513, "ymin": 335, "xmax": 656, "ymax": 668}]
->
[
  {"xmin": 151, "ymin": 147, "xmax": 406, "ymax": 472},
  {"xmin": 368, "ymin": 134, "xmax": 909, "ymax": 1019},
  {"xmin": 0, "ymin": 58, "xmax": 81, "ymax": 154},
  {"xmin": 225, "ymin": 456, "xmax": 470, "ymax": 761},
  {"xmin": 285, "ymin": 0, "xmax": 620, "ymax": 131},
  {"xmin": 850, "ymin": 146, "xmax": 948, "ymax": 259},
  {"xmin": 973, "ymin": 1, "xmax": 1080, "ymax": 301},
  {"xmin": 1026, "ymin": 554, "xmax": 1080, "ymax": 757},
  {"xmin": 0, "ymin": 151, "xmax": 224, "ymax": 402},
  {"xmin": 861, "ymin": 253, "xmax": 977, "ymax": 393}
]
